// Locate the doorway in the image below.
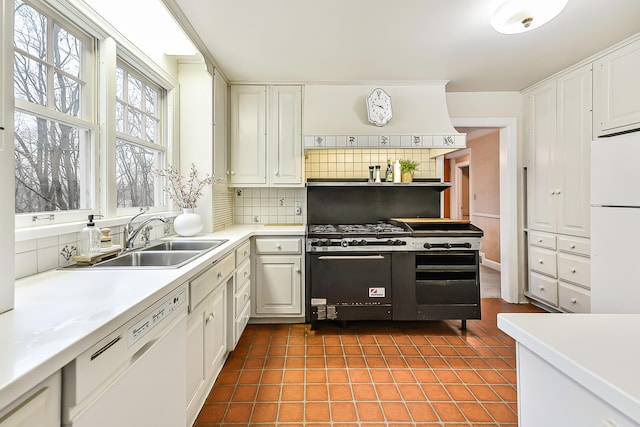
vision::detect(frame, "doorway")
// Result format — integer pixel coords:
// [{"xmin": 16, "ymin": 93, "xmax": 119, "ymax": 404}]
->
[
  {"xmin": 448, "ymin": 118, "xmax": 521, "ymax": 304},
  {"xmin": 456, "ymin": 163, "xmax": 470, "ymax": 221}
]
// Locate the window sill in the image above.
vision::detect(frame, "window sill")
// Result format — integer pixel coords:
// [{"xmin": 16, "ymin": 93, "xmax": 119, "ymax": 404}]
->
[{"xmin": 15, "ymin": 211, "xmax": 180, "ymax": 242}]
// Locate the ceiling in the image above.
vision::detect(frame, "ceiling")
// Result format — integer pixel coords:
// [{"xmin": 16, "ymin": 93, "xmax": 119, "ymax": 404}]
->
[{"xmin": 169, "ymin": 0, "xmax": 640, "ymax": 92}]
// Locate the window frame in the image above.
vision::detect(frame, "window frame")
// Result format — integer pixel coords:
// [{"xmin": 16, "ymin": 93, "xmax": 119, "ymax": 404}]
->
[
  {"xmin": 113, "ymin": 59, "xmax": 166, "ymax": 214},
  {"xmin": 13, "ymin": 0, "xmax": 98, "ymax": 228},
  {"xmin": 12, "ymin": 0, "xmax": 180, "ymax": 232}
]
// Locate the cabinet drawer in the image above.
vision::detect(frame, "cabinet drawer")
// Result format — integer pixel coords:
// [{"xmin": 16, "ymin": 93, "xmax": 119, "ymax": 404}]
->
[
  {"xmin": 557, "ymin": 236, "xmax": 590, "ymax": 256},
  {"xmin": 558, "ymin": 282, "xmax": 591, "ymax": 313},
  {"xmin": 235, "ymin": 258, "xmax": 251, "ymax": 291},
  {"xmin": 529, "ymin": 272, "xmax": 558, "ymax": 306},
  {"xmin": 255, "ymin": 238, "xmax": 301, "ymax": 254},
  {"xmin": 235, "ymin": 240, "xmax": 251, "ymax": 266},
  {"xmin": 190, "ymin": 252, "xmax": 235, "ymax": 308},
  {"xmin": 529, "ymin": 231, "xmax": 556, "ymax": 250},
  {"xmin": 235, "ymin": 301, "xmax": 251, "ymax": 340},
  {"xmin": 528, "ymin": 246, "xmax": 557, "ymax": 278},
  {"xmin": 235, "ymin": 279, "xmax": 251, "ymax": 315},
  {"xmin": 557, "ymin": 253, "xmax": 591, "ymax": 288}
]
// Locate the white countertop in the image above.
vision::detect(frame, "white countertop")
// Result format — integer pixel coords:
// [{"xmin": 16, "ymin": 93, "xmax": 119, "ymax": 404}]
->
[
  {"xmin": 498, "ymin": 313, "xmax": 640, "ymax": 423},
  {"xmin": 0, "ymin": 224, "xmax": 304, "ymax": 409}
]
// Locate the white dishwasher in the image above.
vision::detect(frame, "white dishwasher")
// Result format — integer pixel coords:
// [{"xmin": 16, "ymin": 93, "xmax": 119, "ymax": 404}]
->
[{"xmin": 62, "ymin": 284, "xmax": 187, "ymax": 427}]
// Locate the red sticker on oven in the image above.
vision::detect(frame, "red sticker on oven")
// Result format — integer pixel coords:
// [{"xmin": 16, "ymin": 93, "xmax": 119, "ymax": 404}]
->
[{"xmin": 369, "ymin": 287, "xmax": 385, "ymax": 298}]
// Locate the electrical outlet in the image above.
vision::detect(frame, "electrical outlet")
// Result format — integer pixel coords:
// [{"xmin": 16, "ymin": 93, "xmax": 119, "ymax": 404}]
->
[
  {"xmin": 236, "ymin": 189, "xmax": 242, "ymax": 197},
  {"xmin": 253, "ymin": 215, "xmax": 260, "ymax": 223},
  {"xmin": 295, "ymin": 201, "xmax": 302, "ymax": 216}
]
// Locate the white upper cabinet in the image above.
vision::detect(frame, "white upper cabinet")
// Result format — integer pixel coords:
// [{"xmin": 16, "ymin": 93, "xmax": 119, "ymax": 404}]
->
[
  {"xmin": 230, "ymin": 85, "xmax": 267, "ymax": 185},
  {"xmin": 269, "ymin": 86, "xmax": 302, "ymax": 185},
  {"xmin": 593, "ymin": 38, "xmax": 640, "ymax": 137},
  {"xmin": 230, "ymin": 85, "xmax": 303, "ymax": 187},
  {"xmin": 213, "ymin": 72, "xmax": 228, "ymax": 185},
  {"xmin": 526, "ymin": 64, "xmax": 592, "ymax": 238}
]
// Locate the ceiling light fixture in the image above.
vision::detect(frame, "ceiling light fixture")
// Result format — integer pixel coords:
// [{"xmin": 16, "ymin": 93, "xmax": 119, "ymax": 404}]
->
[{"xmin": 491, "ymin": 0, "xmax": 568, "ymax": 34}]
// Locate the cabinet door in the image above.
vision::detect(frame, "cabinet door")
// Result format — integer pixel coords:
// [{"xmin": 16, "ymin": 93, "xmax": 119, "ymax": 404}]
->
[
  {"xmin": 204, "ymin": 284, "xmax": 227, "ymax": 381},
  {"xmin": 269, "ymin": 86, "xmax": 302, "ymax": 186},
  {"xmin": 527, "ymin": 82, "xmax": 558, "ymax": 233},
  {"xmin": 594, "ymin": 39, "xmax": 640, "ymax": 136},
  {"xmin": 0, "ymin": 373, "xmax": 60, "ymax": 427},
  {"xmin": 230, "ymin": 85, "xmax": 266, "ymax": 185},
  {"xmin": 185, "ymin": 306, "xmax": 205, "ymax": 424},
  {"xmin": 255, "ymin": 256, "xmax": 302, "ymax": 315},
  {"xmin": 556, "ymin": 65, "xmax": 592, "ymax": 238},
  {"xmin": 213, "ymin": 72, "xmax": 228, "ymax": 185}
]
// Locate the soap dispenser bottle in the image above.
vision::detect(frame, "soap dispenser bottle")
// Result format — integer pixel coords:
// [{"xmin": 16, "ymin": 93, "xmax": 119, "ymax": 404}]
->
[{"xmin": 80, "ymin": 215, "xmax": 101, "ymax": 256}]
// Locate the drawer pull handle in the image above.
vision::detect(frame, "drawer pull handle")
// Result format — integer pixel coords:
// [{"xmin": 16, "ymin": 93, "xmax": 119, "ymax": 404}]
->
[
  {"xmin": 570, "ymin": 244, "xmax": 576, "ymax": 249},
  {"xmin": 244, "ymin": 271, "xmax": 249, "ymax": 277},
  {"xmin": 570, "ymin": 298, "xmax": 577, "ymax": 304},
  {"xmin": 538, "ymin": 259, "xmax": 543, "ymax": 264},
  {"xmin": 217, "ymin": 272, "xmax": 223, "ymax": 279},
  {"xmin": 570, "ymin": 268, "xmax": 576, "ymax": 273},
  {"xmin": 550, "ymin": 191, "xmax": 556, "ymax": 195},
  {"xmin": 539, "ymin": 285, "xmax": 545, "ymax": 291},
  {"xmin": 276, "ymin": 244, "xmax": 282, "ymax": 249},
  {"xmin": 538, "ymin": 238, "xmax": 543, "ymax": 243}
]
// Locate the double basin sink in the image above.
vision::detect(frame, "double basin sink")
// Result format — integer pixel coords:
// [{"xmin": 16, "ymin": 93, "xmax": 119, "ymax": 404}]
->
[{"xmin": 77, "ymin": 239, "xmax": 228, "ymax": 269}]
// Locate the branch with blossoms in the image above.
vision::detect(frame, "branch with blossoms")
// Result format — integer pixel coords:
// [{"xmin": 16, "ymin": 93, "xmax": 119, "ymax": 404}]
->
[{"xmin": 155, "ymin": 164, "xmax": 221, "ymax": 209}]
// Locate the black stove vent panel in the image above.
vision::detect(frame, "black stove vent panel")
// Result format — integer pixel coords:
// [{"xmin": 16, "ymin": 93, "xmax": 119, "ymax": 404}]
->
[{"xmin": 307, "ymin": 185, "xmax": 442, "ymax": 225}]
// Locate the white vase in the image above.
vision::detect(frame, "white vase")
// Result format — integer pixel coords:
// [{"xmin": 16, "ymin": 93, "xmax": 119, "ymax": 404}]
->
[{"xmin": 173, "ymin": 208, "xmax": 203, "ymax": 237}]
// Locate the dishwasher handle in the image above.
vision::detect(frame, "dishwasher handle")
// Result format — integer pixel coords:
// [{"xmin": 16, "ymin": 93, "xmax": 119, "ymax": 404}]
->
[{"xmin": 90, "ymin": 335, "xmax": 122, "ymax": 361}]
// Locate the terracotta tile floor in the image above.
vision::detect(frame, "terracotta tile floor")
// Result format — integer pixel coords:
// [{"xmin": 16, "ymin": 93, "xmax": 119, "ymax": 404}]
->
[{"xmin": 195, "ymin": 299, "xmax": 543, "ymax": 426}]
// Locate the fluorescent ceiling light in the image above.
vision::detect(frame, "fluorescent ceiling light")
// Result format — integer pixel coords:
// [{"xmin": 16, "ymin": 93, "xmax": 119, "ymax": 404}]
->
[
  {"xmin": 83, "ymin": 0, "xmax": 197, "ymax": 55},
  {"xmin": 491, "ymin": 0, "xmax": 569, "ymax": 34}
]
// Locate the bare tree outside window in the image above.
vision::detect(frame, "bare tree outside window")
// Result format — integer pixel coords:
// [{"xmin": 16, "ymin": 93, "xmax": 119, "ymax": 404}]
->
[
  {"xmin": 115, "ymin": 63, "xmax": 163, "ymax": 209},
  {"xmin": 13, "ymin": 0, "xmax": 88, "ymax": 214}
]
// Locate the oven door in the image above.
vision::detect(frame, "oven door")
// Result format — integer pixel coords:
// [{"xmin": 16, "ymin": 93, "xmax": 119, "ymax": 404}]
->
[{"xmin": 308, "ymin": 253, "xmax": 392, "ymax": 322}]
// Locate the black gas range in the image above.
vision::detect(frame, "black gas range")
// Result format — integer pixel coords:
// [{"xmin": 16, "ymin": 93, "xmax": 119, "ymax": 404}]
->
[{"xmin": 305, "ymin": 181, "xmax": 484, "ymax": 330}]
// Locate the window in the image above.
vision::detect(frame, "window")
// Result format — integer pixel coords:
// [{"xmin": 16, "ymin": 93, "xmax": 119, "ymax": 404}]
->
[
  {"xmin": 115, "ymin": 62, "xmax": 165, "ymax": 209},
  {"xmin": 13, "ymin": 0, "xmax": 94, "ymax": 218}
]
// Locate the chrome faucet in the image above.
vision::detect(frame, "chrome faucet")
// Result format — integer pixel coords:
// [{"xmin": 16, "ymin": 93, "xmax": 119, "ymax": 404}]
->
[{"xmin": 123, "ymin": 209, "xmax": 169, "ymax": 250}]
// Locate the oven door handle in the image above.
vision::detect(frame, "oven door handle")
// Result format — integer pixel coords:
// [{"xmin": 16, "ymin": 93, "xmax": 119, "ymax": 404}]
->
[{"xmin": 317, "ymin": 255, "xmax": 385, "ymax": 260}]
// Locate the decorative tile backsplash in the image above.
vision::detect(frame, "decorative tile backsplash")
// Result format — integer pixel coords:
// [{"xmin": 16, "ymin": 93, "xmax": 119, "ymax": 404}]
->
[
  {"xmin": 304, "ymin": 148, "xmax": 437, "ymax": 180},
  {"xmin": 233, "ymin": 188, "xmax": 306, "ymax": 225}
]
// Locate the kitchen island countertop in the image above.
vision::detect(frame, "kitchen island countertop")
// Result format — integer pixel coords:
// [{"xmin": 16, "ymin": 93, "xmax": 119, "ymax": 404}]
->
[
  {"xmin": 498, "ymin": 313, "xmax": 640, "ymax": 424},
  {"xmin": 0, "ymin": 224, "xmax": 304, "ymax": 410}
]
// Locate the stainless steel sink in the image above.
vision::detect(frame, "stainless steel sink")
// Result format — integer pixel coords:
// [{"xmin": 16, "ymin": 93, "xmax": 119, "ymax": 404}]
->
[
  {"xmin": 92, "ymin": 250, "xmax": 202, "ymax": 268},
  {"xmin": 141, "ymin": 239, "xmax": 227, "ymax": 252},
  {"xmin": 63, "ymin": 239, "xmax": 229, "ymax": 269}
]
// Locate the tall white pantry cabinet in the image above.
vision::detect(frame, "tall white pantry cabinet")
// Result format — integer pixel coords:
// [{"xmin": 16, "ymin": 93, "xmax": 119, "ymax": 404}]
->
[{"xmin": 524, "ymin": 64, "xmax": 592, "ymax": 312}]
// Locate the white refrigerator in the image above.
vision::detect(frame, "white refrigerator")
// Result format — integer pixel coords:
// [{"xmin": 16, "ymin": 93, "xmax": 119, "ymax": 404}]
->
[{"xmin": 591, "ymin": 131, "xmax": 640, "ymax": 313}]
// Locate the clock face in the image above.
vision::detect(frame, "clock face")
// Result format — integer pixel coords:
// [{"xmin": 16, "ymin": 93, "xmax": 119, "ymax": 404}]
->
[{"xmin": 366, "ymin": 88, "xmax": 392, "ymax": 127}]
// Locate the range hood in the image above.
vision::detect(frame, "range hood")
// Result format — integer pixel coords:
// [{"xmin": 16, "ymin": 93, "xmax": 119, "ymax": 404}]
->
[{"xmin": 302, "ymin": 82, "xmax": 462, "ymax": 139}]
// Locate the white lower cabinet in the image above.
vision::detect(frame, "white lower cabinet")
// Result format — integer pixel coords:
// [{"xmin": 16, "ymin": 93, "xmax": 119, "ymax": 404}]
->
[
  {"xmin": 253, "ymin": 237, "xmax": 304, "ymax": 318},
  {"xmin": 0, "ymin": 373, "xmax": 60, "ymax": 427},
  {"xmin": 517, "ymin": 345, "xmax": 636, "ymax": 426},
  {"xmin": 527, "ymin": 231, "xmax": 591, "ymax": 312},
  {"xmin": 186, "ymin": 254, "xmax": 232, "ymax": 427},
  {"xmin": 227, "ymin": 239, "xmax": 251, "ymax": 350}
]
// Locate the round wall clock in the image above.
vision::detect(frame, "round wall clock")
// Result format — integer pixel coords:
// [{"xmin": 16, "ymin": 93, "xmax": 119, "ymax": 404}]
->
[{"xmin": 366, "ymin": 88, "xmax": 393, "ymax": 127}]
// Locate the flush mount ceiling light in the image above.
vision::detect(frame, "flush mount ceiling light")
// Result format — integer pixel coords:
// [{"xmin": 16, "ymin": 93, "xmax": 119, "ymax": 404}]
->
[{"xmin": 491, "ymin": 0, "xmax": 569, "ymax": 34}]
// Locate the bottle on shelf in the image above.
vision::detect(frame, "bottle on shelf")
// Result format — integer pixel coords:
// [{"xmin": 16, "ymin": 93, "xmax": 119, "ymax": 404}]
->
[
  {"xmin": 393, "ymin": 160, "xmax": 401, "ymax": 183},
  {"xmin": 385, "ymin": 159, "xmax": 393, "ymax": 182},
  {"xmin": 374, "ymin": 165, "xmax": 381, "ymax": 183}
]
